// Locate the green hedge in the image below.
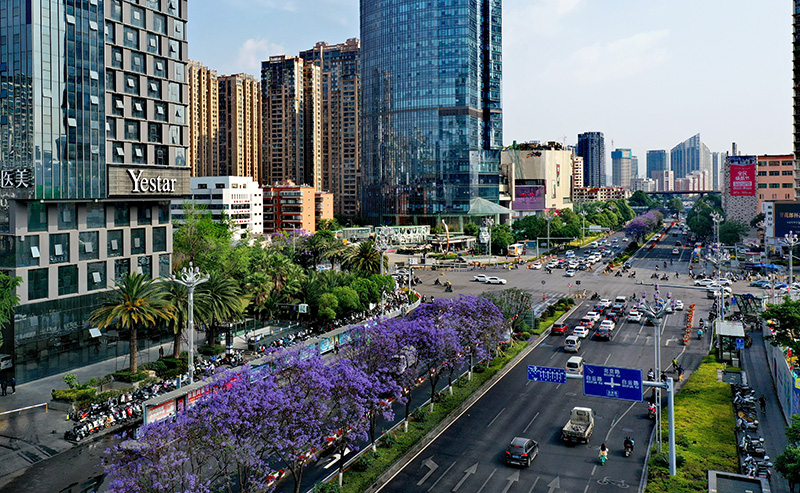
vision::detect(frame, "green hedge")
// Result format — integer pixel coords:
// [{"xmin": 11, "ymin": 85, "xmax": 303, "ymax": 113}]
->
[
  {"xmin": 111, "ymin": 370, "xmax": 150, "ymax": 383},
  {"xmin": 198, "ymin": 344, "xmax": 226, "ymax": 356}
]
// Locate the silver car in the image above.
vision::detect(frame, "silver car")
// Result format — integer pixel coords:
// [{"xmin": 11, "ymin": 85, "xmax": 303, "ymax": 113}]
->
[{"xmin": 485, "ymin": 276, "xmax": 507, "ymax": 285}]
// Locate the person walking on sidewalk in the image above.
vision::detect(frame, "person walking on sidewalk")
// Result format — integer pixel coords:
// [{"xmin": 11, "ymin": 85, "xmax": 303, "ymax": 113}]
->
[
  {"xmin": 10, "ymin": 377, "xmax": 15, "ymax": 393},
  {"xmin": 759, "ymin": 395, "xmax": 767, "ymax": 413},
  {"xmin": 0, "ymin": 380, "xmax": 6, "ymax": 396}
]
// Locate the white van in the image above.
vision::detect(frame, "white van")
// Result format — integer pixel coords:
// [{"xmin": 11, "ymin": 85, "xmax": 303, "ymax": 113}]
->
[
  {"xmin": 566, "ymin": 356, "xmax": 584, "ymax": 375},
  {"xmin": 564, "ymin": 336, "xmax": 581, "ymax": 353}
]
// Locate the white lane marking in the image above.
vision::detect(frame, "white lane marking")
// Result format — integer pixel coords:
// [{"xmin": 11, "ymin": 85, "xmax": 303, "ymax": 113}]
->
[
  {"xmin": 634, "ymin": 334, "xmax": 640, "ymax": 344},
  {"xmin": 523, "ymin": 412, "xmax": 540, "ymax": 434},
  {"xmin": 603, "ymin": 354, "xmax": 611, "ymax": 366},
  {"xmin": 428, "ymin": 460, "xmax": 456, "ymax": 492},
  {"xmin": 487, "ymin": 408, "xmax": 505, "ymax": 428},
  {"xmin": 476, "ymin": 468, "xmax": 497, "ymax": 493},
  {"xmin": 605, "ymin": 401, "xmax": 638, "ymax": 442},
  {"xmin": 527, "ymin": 477, "xmax": 540, "ymax": 493}
]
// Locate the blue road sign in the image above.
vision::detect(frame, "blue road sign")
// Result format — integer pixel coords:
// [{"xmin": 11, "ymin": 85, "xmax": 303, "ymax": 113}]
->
[
  {"xmin": 527, "ymin": 365, "xmax": 567, "ymax": 384},
  {"xmin": 736, "ymin": 338, "xmax": 745, "ymax": 349},
  {"xmin": 583, "ymin": 364, "xmax": 643, "ymax": 402}
]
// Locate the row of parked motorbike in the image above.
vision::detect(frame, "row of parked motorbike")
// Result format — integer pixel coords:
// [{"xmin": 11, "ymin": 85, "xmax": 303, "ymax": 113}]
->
[
  {"xmin": 733, "ymin": 384, "xmax": 773, "ymax": 481},
  {"xmin": 64, "ymin": 381, "xmax": 178, "ymax": 442}
]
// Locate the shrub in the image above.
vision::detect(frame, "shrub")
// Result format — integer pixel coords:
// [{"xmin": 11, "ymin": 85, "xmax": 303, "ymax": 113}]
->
[
  {"xmin": 350, "ymin": 452, "xmax": 378, "ymax": 472},
  {"xmin": 198, "ymin": 344, "xmax": 226, "ymax": 356},
  {"xmin": 313, "ymin": 482, "xmax": 341, "ymax": 493},
  {"xmin": 378, "ymin": 433, "xmax": 397, "ymax": 448},
  {"xmin": 52, "ymin": 388, "xmax": 96, "ymax": 402},
  {"xmin": 112, "ymin": 370, "xmax": 150, "ymax": 383},
  {"xmin": 411, "ymin": 408, "xmax": 428, "ymax": 423},
  {"xmin": 63, "ymin": 373, "xmax": 80, "ymax": 389}
]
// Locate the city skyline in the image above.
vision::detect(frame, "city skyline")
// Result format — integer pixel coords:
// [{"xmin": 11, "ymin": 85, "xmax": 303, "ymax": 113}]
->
[{"xmin": 189, "ymin": 0, "xmax": 792, "ymax": 160}]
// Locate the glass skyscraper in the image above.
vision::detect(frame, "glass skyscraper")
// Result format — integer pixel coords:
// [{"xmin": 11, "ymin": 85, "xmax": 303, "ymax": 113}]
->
[
  {"xmin": 360, "ymin": 0, "xmax": 502, "ymax": 225},
  {"xmin": 576, "ymin": 132, "xmax": 605, "ymax": 188}
]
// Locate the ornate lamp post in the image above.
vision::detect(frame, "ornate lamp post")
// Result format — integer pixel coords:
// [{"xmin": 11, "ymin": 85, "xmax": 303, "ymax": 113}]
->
[
  {"xmin": 579, "ymin": 210, "xmax": 588, "ymax": 246},
  {"xmin": 173, "ymin": 263, "xmax": 209, "ymax": 385},
  {"xmin": 785, "ymin": 231, "xmax": 799, "ymax": 299},
  {"xmin": 375, "ymin": 227, "xmax": 393, "ymax": 315},
  {"xmin": 543, "ymin": 210, "xmax": 554, "ymax": 251}
]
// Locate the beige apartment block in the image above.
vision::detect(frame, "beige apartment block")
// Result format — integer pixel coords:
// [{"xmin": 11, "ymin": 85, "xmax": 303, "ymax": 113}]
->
[
  {"xmin": 187, "ymin": 60, "xmax": 220, "ymax": 177},
  {"xmin": 219, "ymin": 74, "xmax": 262, "ymax": 184}
]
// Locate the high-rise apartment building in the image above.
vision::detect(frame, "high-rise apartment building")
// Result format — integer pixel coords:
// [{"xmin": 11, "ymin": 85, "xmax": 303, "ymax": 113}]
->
[
  {"xmin": 646, "ymin": 150, "xmax": 668, "ymax": 180},
  {"xmin": 756, "ymin": 154, "xmax": 796, "ymax": 209},
  {"xmin": 576, "ymin": 132, "xmax": 605, "ymax": 187},
  {"xmin": 261, "ymin": 56, "xmax": 321, "ymax": 188},
  {"xmin": 670, "ymin": 134, "xmax": 711, "ymax": 179},
  {"xmin": 795, "ymin": 1, "xmax": 800, "ymax": 156},
  {"xmin": 611, "ymin": 148, "xmax": 633, "ymax": 188},
  {"xmin": 360, "ymin": 0, "xmax": 502, "ymax": 226},
  {"xmin": 187, "ymin": 60, "xmax": 220, "ymax": 177},
  {"xmin": 300, "ymin": 39, "xmax": 361, "ymax": 217},
  {"xmin": 218, "ymin": 74, "xmax": 262, "ymax": 183},
  {"xmin": 0, "ymin": 0, "xmax": 190, "ymax": 382}
]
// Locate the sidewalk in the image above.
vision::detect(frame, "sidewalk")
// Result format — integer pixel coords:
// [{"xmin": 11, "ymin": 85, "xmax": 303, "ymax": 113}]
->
[
  {"xmin": 0, "ymin": 342, "xmax": 170, "ymax": 489},
  {"xmin": 740, "ymin": 327, "xmax": 791, "ymax": 492}
]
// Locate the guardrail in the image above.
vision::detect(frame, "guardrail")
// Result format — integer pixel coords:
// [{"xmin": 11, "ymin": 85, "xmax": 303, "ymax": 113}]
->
[{"xmin": 0, "ymin": 402, "xmax": 48, "ymax": 417}]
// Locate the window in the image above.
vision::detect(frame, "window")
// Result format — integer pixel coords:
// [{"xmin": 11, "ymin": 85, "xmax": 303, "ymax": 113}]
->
[
  {"xmin": 106, "ymin": 70, "xmax": 116, "ymax": 91},
  {"xmin": 758, "ymin": 183, "xmax": 767, "ymax": 189},
  {"xmin": 114, "ymin": 258, "xmax": 130, "ymax": 282},
  {"xmin": 153, "ymin": 13, "xmax": 167, "ymax": 34},
  {"xmin": 138, "ymin": 256, "xmax": 152, "ymax": 278},
  {"xmin": 112, "ymin": 96, "xmax": 124, "ymax": 116},
  {"xmin": 58, "ymin": 265, "xmax": 78, "ymax": 296},
  {"xmin": 173, "ymin": 20, "xmax": 185, "ymax": 40},
  {"xmin": 132, "ymin": 98, "xmax": 146, "ymax": 118},
  {"xmin": 769, "ymin": 170, "xmax": 780, "ymax": 176},
  {"xmin": 783, "ymin": 183, "xmax": 793, "ymax": 188},
  {"xmin": 132, "ymin": 144, "xmax": 146, "ymax": 164},
  {"xmin": 153, "ymin": 57, "xmax": 166, "ymax": 78},
  {"xmin": 783, "ymin": 170, "xmax": 794, "ymax": 176},
  {"xmin": 173, "ymin": 62, "xmax": 185, "ymax": 82},
  {"xmin": 131, "ymin": 52, "xmax": 145, "ymax": 73},
  {"xmin": 757, "ymin": 171, "xmax": 767, "ymax": 176},
  {"xmin": 130, "ymin": 6, "xmax": 145, "ymax": 28},
  {"xmin": 124, "ymin": 27, "xmax": 139, "ymax": 50},
  {"xmin": 79, "ymin": 232, "xmax": 99, "ymax": 261},
  {"xmin": 158, "ymin": 203, "xmax": 170, "ymax": 224},
  {"xmin": 769, "ymin": 183, "xmax": 781, "ymax": 188},
  {"xmin": 167, "ymin": 0, "xmax": 179, "ymax": 16},
  {"xmin": 58, "ymin": 204, "xmax": 76, "ymax": 230},
  {"xmin": 148, "ymin": 79, "xmax": 161, "ymax": 98},
  {"xmin": 28, "ymin": 268, "xmax": 49, "ymax": 300},
  {"xmin": 168, "ymin": 82, "xmax": 181, "ymax": 102},
  {"xmin": 110, "ymin": 0, "xmax": 122, "ymax": 21},
  {"xmin": 111, "ymin": 47, "xmax": 123, "ymax": 69},
  {"xmin": 159, "ymin": 254, "xmax": 171, "ymax": 278},
  {"xmin": 50, "ymin": 233, "xmax": 70, "ymax": 263},
  {"xmin": 86, "ymin": 203, "xmax": 106, "ymax": 228},
  {"xmin": 153, "ymin": 227, "xmax": 166, "ymax": 252},
  {"xmin": 168, "ymin": 40, "xmax": 180, "ymax": 60},
  {"xmin": 147, "ymin": 33, "xmax": 160, "ymax": 54},
  {"xmin": 154, "ymin": 102, "xmax": 167, "ymax": 121},
  {"xmin": 147, "ymin": 0, "xmax": 161, "ymax": 9},
  {"xmin": 14, "ymin": 236, "xmax": 40, "ymax": 267},
  {"xmin": 138, "ymin": 205, "xmax": 152, "ymax": 225},
  {"xmin": 174, "ymin": 105, "xmax": 185, "ymax": 124},
  {"xmin": 148, "ymin": 122, "xmax": 162, "ymax": 142},
  {"xmin": 105, "ymin": 22, "xmax": 116, "ymax": 43},
  {"xmin": 175, "ymin": 148, "xmax": 186, "ymax": 167},
  {"xmin": 27, "ymin": 202, "xmax": 47, "ymax": 232},
  {"xmin": 131, "ymin": 229, "xmax": 146, "ymax": 254},
  {"xmin": 108, "ymin": 230, "xmax": 123, "ymax": 257},
  {"xmin": 170, "ymin": 125, "xmax": 181, "ymax": 145},
  {"xmin": 115, "ymin": 205, "xmax": 130, "ymax": 226},
  {"xmin": 125, "ymin": 120, "xmax": 140, "ymax": 140},
  {"xmin": 113, "ymin": 144, "xmax": 125, "ymax": 163},
  {"xmin": 88, "ymin": 262, "xmax": 106, "ymax": 291},
  {"xmin": 154, "ymin": 145, "xmax": 168, "ymax": 165}
]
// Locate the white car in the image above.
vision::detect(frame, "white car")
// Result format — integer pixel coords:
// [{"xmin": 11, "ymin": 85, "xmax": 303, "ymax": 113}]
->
[
  {"xmin": 485, "ymin": 276, "xmax": 507, "ymax": 284},
  {"xmin": 674, "ymin": 300, "xmax": 684, "ymax": 310},
  {"xmin": 585, "ymin": 311, "xmax": 601, "ymax": 322},
  {"xmin": 599, "ymin": 320, "xmax": 616, "ymax": 331},
  {"xmin": 598, "ymin": 299, "xmax": 612, "ymax": 308},
  {"xmin": 714, "ymin": 278, "xmax": 733, "ymax": 286},
  {"xmin": 546, "ymin": 261, "xmax": 558, "ymax": 269},
  {"xmin": 627, "ymin": 311, "xmax": 642, "ymax": 323},
  {"xmin": 473, "ymin": 274, "xmax": 488, "ymax": 282},
  {"xmin": 572, "ymin": 326, "xmax": 590, "ymax": 339},
  {"xmin": 531, "ymin": 262, "xmax": 542, "ymax": 270},
  {"xmin": 565, "ymin": 250, "xmax": 575, "ymax": 258},
  {"xmin": 672, "ymin": 248, "xmax": 680, "ymax": 255},
  {"xmin": 565, "ymin": 269, "xmax": 576, "ymax": 277},
  {"xmin": 622, "ymin": 237, "xmax": 629, "ymax": 242},
  {"xmin": 693, "ymin": 278, "xmax": 715, "ymax": 287}
]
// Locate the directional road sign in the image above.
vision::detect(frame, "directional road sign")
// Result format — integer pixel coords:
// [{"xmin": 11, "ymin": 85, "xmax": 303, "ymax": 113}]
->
[
  {"xmin": 527, "ymin": 365, "xmax": 567, "ymax": 384},
  {"xmin": 583, "ymin": 364, "xmax": 643, "ymax": 401}
]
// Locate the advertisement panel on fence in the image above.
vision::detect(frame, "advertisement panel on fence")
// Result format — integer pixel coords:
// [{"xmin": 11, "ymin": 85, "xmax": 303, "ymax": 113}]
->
[
  {"xmin": 512, "ymin": 185, "xmax": 545, "ymax": 211},
  {"xmin": 729, "ymin": 155, "xmax": 756, "ymax": 197}
]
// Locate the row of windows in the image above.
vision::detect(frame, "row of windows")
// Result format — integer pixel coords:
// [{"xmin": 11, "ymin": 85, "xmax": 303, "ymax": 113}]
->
[
  {"xmin": 757, "ymin": 183, "xmax": 794, "ymax": 188},
  {"xmin": 26, "ymin": 202, "xmax": 169, "ymax": 232}
]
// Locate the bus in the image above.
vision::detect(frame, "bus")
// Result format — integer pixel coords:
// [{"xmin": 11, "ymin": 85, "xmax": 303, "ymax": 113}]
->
[{"xmin": 508, "ymin": 243, "xmax": 525, "ymax": 256}]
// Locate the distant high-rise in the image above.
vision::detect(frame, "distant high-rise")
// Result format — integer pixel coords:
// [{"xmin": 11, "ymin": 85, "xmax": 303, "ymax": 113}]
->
[
  {"xmin": 646, "ymin": 150, "xmax": 668, "ymax": 180},
  {"xmin": 300, "ymin": 39, "xmax": 361, "ymax": 217},
  {"xmin": 795, "ymin": 1, "xmax": 800, "ymax": 156},
  {"xmin": 360, "ymin": 0, "xmax": 502, "ymax": 225},
  {"xmin": 631, "ymin": 156, "xmax": 639, "ymax": 180},
  {"xmin": 611, "ymin": 149, "xmax": 633, "ymax": 188},
  {"xmin": 576, "ymin": 132, "xmax": 605, "ymax": 187},
  {"xmin": 188, "ymin": 61, "xmax": 220, "ymax": 177},
  {"xmin": 261, "ymin": 55, "xmax": 321, "ymax": 188},
  {"xmin": 218, "ymin": 74, "xmax": 262, "ymax": 183},
  {"xmin": 670, "ymin": 134, "xmax": 711, "ymax": 180}
]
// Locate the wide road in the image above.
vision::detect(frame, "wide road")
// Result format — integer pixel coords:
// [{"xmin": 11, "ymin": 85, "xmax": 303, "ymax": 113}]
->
[{"xmin": 380, "ymin": 228, "xmax": 760, "ymax": 493}]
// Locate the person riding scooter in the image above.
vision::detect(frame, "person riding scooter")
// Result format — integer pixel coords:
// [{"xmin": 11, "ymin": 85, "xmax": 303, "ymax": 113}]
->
[{"xmin": 623, "ymin": 436, "xmax": 635, "ymax": 457}]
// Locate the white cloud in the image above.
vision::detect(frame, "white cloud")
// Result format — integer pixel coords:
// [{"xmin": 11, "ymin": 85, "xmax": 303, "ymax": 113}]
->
[
  {"xmin": 235, "ymin": 38, "xmax": 286, "ymax": 73},
  {"xmin": 222, "ymin": 0, "xmax": 298, "ymax": 13},
  {"xmin": 568, "ymin": 30, "xmax": 670, "ymax": 84},
  {"xmin": 505, "ymin": 0, "xmax": 584, "ymax": 39}
]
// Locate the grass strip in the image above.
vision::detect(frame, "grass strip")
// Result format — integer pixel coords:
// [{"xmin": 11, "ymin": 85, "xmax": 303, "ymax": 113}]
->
[{"xmin": 645, "ymin": 355, "xmax": 738, "ymax": 493}]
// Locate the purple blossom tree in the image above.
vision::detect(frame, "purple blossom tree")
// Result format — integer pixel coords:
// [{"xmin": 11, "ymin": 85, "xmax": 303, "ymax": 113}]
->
[{"xmin": 405, "ymin": 308, "xmax": 460, "ymax": 412}]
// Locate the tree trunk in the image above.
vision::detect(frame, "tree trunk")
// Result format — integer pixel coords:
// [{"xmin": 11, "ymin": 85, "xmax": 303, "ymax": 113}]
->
[
  {"xmin": 130, "ymin": 325, "xmax": 138, "ymax": 373},
  {"xmin": 172, "ymin": 325, "xmax": 182, "ymax": 359}
]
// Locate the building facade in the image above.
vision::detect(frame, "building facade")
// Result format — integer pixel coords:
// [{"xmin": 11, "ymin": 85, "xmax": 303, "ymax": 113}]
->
[
  {"xmin": 630, "ymin": 177, "xmax": 656, "ymax": 192},
  {"xmin": 300, "ymin": 39, "xmax": 361, "ymax": 217},
  {"xmin": 0, "ymin": 0, "xmax": 190, "ymax": 382},
  {"xmin": 756, "ymin": 154, "xmax": 796, "ymax": 210},
  {"xmin": 218, "ymin": 73, "xmax": 262, "ymax": 183},
  {"xmin": 572, "ymin": 187, "xmax": 630, "ymax": 203},
  {"xmin": 262, "ymin": 181, "xmax": 332, "ymax": 234},
  {"xmin": 651, "ymin": 170, "xmax": 675, "ymax": 192},
  {"xmin": 576, "ymin": 132, "xmax": 605, "ymax": 187},
  {"xmin": 646, "ymin": 150, "xmax": 668, "ymax": 180},
  {"xmin": 360, "ymin": 0, "xmax": 502, "ymax": 226},
  {"xmin": 611, "ymin": 148, "xmax": 633, "ymax": 188},
  {"xmin": 172, "ymin": 176, "xmax": 263, "ymax": 240},
  {"xmin": 499, "ymin": 142, "xmax": 575, "ymax": 218},
  {"xmin": 795, "ymin": 0, "xmax": 800, "ymax": 156},
  {"xmin": 722, "ymin": 155, "xmax": 759, "ymax": 225},
  {"xmin": 670, "ymin": 133, "xmax": 711, "ymax": 180},
  {"xmin": 187, "ymin": 60, "xmax": 219, "ymax": 177}
]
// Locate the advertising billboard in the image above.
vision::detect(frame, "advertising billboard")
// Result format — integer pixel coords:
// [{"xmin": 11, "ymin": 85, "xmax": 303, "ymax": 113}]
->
[
  {"xmin": 512, "ymin": 185, "xmax": 545, "ymax": 211},
  {"xmin": 773, "ymin": 203, "xmax": 800, "ymax": 237},
  {"xmin": 729, "ymin": 156, "xmax": 756, "ymax": 197}
]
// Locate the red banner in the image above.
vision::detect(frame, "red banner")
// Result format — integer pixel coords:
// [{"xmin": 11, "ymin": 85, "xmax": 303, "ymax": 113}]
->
[{"xmin": 730, "ymin": 156, "xmax": 756, "ymax": 196}]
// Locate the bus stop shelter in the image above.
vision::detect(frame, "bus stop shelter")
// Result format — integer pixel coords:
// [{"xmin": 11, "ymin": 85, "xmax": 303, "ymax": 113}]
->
[{"xmin": 716, "ymin": 320, "xmax": 745, "ymax": 367}]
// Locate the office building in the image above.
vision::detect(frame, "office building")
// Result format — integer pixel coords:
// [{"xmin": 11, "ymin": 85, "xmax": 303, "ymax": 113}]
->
[
  {"xmin": 218, "ymin": 73, "xmax": 262, "ymax": 183},
  {"xmin": 262, "ymin": 181, "xmax": 333, "ymax": 234},
  {"xmin": 187, "ymin": 60, "xmax": 220, "ymax": 177},
  {"xmin": 0, "ymin": 0, "xmax": 190, "ymax": 382},
  {"xmin": 722, "ymin": 154, "xmax": 759, "ymax": 224},
  {"xmin": 500, "ymin": 142, "xmax": 575, "ymax": 218},
  {"xmin": 756, "ymin": 154, "xmax": 796, "ymax": 210},
  {"xmin": 611, "ymin": 148, "xmax": 633, "ymax": 188},
  {"xmin": 631, "ymin": 155, "xmax": 639, "ymax": 180},
  {"xmin": 711, "ymin": 152, "xmax": 725, "ymax": 191},
  {"xmin": 630, "ymin": 178, "xmax": 656, "ymax": 192},
  {"xmin": 261, "ymin": 55, "xmax": 321, "ymax": 189},
  {"xmin": 646, "ymin": 150, "xmax": 668, "ymax": 180},
  {"xmin": 360, "ymin": 0, "xmax": 502, "ymax": 227},
  {"xmin": 172, "ymin": 176, "xmax": 263, "ymax": 240},
  {"xmin": 576, "ymin": 132, "xmax": 605, "ymax": 187},
  {"xmin": 651, "ymin": 170, "xmax": 675, "ymax": 192},
  {"xmin": 300, "ymin": 39, "xmax": 361, "ymax": 217},
  {"xmin": 670, "ymin": 134, "xmax": 711, "ymax": 179}
]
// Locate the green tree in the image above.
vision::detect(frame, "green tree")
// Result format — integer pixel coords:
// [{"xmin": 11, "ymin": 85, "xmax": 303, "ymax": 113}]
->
[
  {"xmin": 318, "ymin": 293, "xmax": 338, "ymax": 319},
  {"xmin": 317, "ymin": 218, "xmax": 341, "ymax": 231},
  {"xmin": 719, "ymin": 220, "xmax": 748, "ymax": 245},
  {"xmin": 667, "ymin": 198, "xmax": 685, "ymax": 216},
  {"xmin": 761, "ymin": 298, "xmax": 800, "ymax": 357},
  {"xmin": 628, "ymin": 190, "xmax": 655, "ymax": 208},
  {"xmin": 490, "ymin": 223, "xmax": 515, "ymax": 255},
  {"xmin": 0, "ymin": 273, "xmax": 21, "ymax": 349},
  {"xmin": 197, "ymin": 271, "xmax": 246, "ymax": 346},
  {"xmin": 90, "ymin": 273, "xmax": 175, "ymax": 373},
  {"xmin": 775, "ymin": 445, "xmax": 800, "ymax": 492},
  {"xmin": 464, "ymin": 222, "xmax": 480, "ymax": 237},
  {"xmin": 481, "ymin": 288, "xmax": 532, "ymax": 335},
  {"xmin": 172, "ymin": 202, "xmax": 234, "ymax": 274},
  {"xmin": 331, "ymin": 286, "xmax": 360, "ymax": 316},
  {"xmin": 786, "ymin": 413, "xmax": 800, "ymax": 445},
  {"xmin": 343, "ymin": 241, "xmax": 387, "ymax": 274}
]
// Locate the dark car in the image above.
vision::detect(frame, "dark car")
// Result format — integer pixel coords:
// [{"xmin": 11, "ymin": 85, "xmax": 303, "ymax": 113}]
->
[
  {"xmin": 505, "ymin": 437, "xmax": 538, "ymax": 467},
  {"xmin": 595, "ymin": 327, "xmax": 613, "ymax": 341},
  {"xmin": 604, "ymin": 313, "xmax": 619, "ymax": 323},
  {"xmin": 551, "ymin": 322, "xmax": 569, "ymax": 335}
]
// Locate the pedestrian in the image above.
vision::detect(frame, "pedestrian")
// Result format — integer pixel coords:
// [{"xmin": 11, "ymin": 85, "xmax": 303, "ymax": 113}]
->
[
  {"xmin": 672, "ymin": 358, "xmax": 679, "ymax": 371},
  {"xmin": 759, "ymin": 395, "xmax": 767, "ymax": 413},
  {"xmin": 10, "ymin": 377, "xmax": 15, "ymax": 393},
  {"xmin": 647, "ymin": 369, "xmax": 655, "ymax": 381},
  {"xmin": 660, "ymin": 371, "xmax": 667, "ymax": 382},
  {"xmin": 334, "ymin": 342, "xmax": 340, "ymax": 355},
  {"xmin": 158, "ymin": 346, "xmax": 164, "ymax": 359},
  {"xmin": 0, "ymin": 380, "xmax": 6, "ymax": 396}
]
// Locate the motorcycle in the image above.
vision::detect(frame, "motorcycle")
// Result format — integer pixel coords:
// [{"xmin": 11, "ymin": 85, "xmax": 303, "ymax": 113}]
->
[
  {"xmin": 599, "ymin": 451, "xmax": 607, "ymax": 465},
  {"xmin": 623, "ymin": 438, "xmax": 634, "ymax": 457},
  {"xmin": 647, "ymin": 403, "xmax": 656, "ymax": 420}
]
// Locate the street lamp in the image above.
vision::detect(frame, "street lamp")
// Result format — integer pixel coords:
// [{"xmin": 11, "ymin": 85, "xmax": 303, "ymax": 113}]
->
[
  {"xmin": 543, "ymin": 210, "xmax": 554, "ymax": 252},
  {"xmin": 785, "ymin": 231, "xmax": 799, "ymax": 299},
  {"xmin": 482, "ymin": 217, "xmax": 495, "ymax": 256},
  {"xmin": 172, "ymin": 263, "xmax": 209, "ymax": 385},
  {"xmin": 375, "ymin": 227, "xmax": 393, "ymax": 315},
  {"xmin": 579, "ymin": 210, "xmax": 588, "ymax": 246}
]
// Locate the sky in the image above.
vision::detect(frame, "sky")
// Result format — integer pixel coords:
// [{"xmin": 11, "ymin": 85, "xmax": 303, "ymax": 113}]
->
[{"xmin": 188, "ymin": 0, "xmax": 793, "ymax": 170}]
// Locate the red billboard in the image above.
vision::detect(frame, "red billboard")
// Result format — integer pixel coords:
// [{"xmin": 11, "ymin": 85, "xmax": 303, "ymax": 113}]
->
[{"xmin": 729, "ymin": 156, "xmax": 756, "ymax": 196}]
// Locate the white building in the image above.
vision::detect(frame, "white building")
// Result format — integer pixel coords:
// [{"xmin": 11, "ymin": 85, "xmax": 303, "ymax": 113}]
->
[
  {"xmin": 630, "ymin": 177, "xmax": 656, "ymax": 192},
  {"xmin": 172, "ymin": 177, "xmax": 263, "ymax": 240}
]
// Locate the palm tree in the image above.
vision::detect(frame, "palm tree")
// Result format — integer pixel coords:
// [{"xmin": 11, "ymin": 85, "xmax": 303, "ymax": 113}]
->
[
  {"xmin": 343, "ymin": 241, "xmax": 387, "ymax": 274},
  {"xmin": 90, "ymin": 273, "xmax": 175, "ymax": 373},
  {"xmin": 196, "ymin": 271, "xmax": 247, "ymax": 346}
]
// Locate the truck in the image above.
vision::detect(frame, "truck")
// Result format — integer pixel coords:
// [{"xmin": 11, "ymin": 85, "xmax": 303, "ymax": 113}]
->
[{"xmin": 562, "ymin": 406, "xmax": 594, "ymax": 443}]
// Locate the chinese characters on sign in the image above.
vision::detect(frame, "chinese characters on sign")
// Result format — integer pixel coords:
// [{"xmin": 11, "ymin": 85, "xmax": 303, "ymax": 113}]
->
[
  {"xmin": 729, "ymin": 156, "xmax": 756, "ymax": 197},
  {"xmin": 0, "ymin": 168, "xmax": 32, "ymax": 189},
  {"xmin": 583, "ymin": 364, "xmax": 643, "ymax": 402}
]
